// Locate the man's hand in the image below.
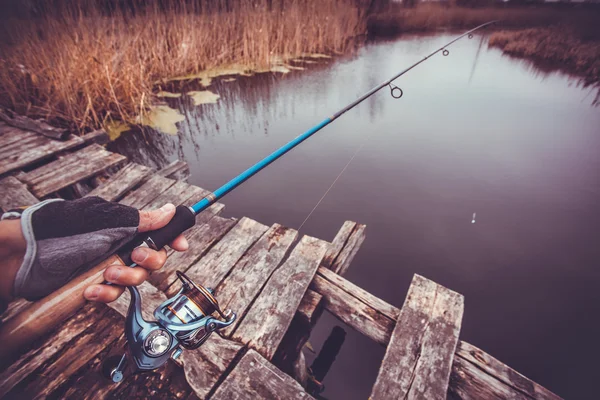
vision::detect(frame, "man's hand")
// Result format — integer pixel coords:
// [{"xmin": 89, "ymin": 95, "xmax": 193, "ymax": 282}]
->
[
  {"xmin": 83, "ymin": 203, "xmax": 189, "ymax": 303},
  {"xmin": 0, "ymin": 197, "xmax": 190, "ymax": 304}
]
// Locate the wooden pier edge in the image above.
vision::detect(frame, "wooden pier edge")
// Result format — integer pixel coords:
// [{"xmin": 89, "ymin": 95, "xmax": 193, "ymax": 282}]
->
[
  {"xmin": 0, "ymin": 118, "xmax": 563, "ymax": 400},
  {"xmin": 309, "ymin": 271, "xmax": 562, "ymax": 399},
  {"xmin": 370, "ymin": 275, "xmax": 464, "ymax": 399}
]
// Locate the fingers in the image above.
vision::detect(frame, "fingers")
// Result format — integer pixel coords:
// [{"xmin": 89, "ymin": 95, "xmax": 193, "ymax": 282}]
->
[
  {"xmin": 84, "ymin": 202, "xmax": 191, "ymax": 304},
  {"xmin": 169, "ymin": 234, "xmax": 189, "ymax": 251},
  {"xmin": 138, "ymin": 203, "xmax": 176, "ymax": 232},
  {"xmin": 131, "ymin": 247, "xmax": 168, "ymax": 270},
  {"xmin": 104, "ymin": 265, "xmax": 149, "ymax": 286},
  {"xmin": 83, "ymin": 264, "xmax": 151, "ymax": 303},
  {"xmin": 83, "ymin": 284, "xmax": 125, "ymax": 303},
  {"xmin": 83, "ymin": 265, "xmax": 150, "ymax": 303}
]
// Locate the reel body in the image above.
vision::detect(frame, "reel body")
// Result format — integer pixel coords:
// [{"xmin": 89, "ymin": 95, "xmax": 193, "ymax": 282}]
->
[{"xmin": 105, "ymin": 271, "xmax": 236, "ymax": 382}]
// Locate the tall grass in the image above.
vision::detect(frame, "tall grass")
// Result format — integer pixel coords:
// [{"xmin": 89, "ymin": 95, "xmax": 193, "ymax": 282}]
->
[{"xmin": 0, "ymin": 0, "xmax": 366, "ymax": 131}]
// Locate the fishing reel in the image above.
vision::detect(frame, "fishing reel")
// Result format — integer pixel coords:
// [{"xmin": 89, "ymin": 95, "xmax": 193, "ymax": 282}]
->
[{"xmin": 103, "ymin": 271, "xmax": 236, "ymax": 382}]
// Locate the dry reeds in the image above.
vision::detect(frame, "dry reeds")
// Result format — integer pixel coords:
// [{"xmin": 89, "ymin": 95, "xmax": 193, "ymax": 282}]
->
[{"xmin": 0, "ymin": 0, "xmax": 366, "ymax": 131}]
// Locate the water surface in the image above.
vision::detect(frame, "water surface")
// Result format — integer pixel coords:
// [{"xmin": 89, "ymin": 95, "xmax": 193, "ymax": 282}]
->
[{"xmin": 111, "ymin": 34, "xmax": 600, "ymax": 399}]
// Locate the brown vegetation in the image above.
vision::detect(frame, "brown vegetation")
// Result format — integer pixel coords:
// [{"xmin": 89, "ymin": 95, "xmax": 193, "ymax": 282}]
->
[
  {"xmin": 489, "ymin": 27, "xmax": 600, "ymax": 84},
  {"xmin": 1, "ymin": 1, "xmax": 598, "ymax": 132},
  {"xmin": 0, "ymin": 0, "xmax": 366, "ymax": 132},
  {"xmin": 368, "ymin": 3, "xmax": 600, "ymax": 85}
]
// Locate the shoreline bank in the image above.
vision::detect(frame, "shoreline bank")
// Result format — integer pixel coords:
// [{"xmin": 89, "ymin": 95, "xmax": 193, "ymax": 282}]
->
[{"xmin": 0, "ymin": 0, "xmax": 365, "ymax": 133}]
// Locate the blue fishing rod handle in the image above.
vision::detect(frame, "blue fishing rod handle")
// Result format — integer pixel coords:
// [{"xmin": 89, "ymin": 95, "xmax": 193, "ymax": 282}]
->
[{"xmin": 117, "ymin": 205, "xmax": 196, "ymax": 265}]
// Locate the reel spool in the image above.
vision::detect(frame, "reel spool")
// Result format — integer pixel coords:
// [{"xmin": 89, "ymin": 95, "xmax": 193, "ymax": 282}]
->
[{"xmin": 103, "ymin": 271, "xmax": 236, "ymax": 382}]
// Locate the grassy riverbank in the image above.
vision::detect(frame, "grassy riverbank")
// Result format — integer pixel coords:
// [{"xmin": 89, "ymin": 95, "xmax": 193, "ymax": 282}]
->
[
  {"xmin": 368, "ymin": 3, "xmax": 600, "ymax": 86},
  {"xmin": 489, "ymin": 27, "xmax": 600, "ymax": 85},
  {"xmin": 0, "ymin": 0, "xmax": 365, "ymax": 132}
]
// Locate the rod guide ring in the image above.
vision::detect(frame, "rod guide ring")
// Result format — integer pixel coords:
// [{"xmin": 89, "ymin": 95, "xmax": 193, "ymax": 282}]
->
[{"xmin": 389, "ymin": 84, "xmax": 403, "ymax": 99}]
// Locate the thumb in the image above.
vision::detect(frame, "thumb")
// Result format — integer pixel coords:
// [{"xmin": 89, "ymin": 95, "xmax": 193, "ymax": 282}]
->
[{"xmin": 138, "ymin": 203, "xmax": 176, "ymax": 232}]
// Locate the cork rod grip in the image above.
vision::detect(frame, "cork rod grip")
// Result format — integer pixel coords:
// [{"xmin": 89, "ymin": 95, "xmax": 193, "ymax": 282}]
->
[{"xmin": 0, "ymin": 254, "xmax": 124, "ymax": 366}]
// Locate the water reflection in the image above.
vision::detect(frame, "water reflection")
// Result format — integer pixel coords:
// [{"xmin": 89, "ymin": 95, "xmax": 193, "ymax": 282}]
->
[{"xmin": 110, "ymin": 34, "xmax": 600, "ymax": 400}]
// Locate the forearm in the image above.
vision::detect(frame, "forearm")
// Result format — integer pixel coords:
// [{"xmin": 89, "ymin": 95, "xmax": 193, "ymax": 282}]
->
[{"xmin": 0, "ymin": 219, "xmax": 26, "ymax": 302}]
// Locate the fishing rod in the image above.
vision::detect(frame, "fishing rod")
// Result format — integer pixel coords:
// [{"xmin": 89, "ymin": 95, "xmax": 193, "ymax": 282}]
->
[
  {"xmin": 0, "ymin": 21, "xmax": 498, "ymax": 378},
  {"xmin": 121, "ymin": 21, "xmax": 499, "ymax": 261}
]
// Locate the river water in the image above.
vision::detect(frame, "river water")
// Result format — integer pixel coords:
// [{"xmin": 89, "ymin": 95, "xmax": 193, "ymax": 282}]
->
[{"xmin": 111, "ymin": 33, "xmax": 600, "ymax": 399}]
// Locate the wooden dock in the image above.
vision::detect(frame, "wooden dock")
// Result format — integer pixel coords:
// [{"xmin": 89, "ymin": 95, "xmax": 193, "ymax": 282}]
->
[{"xmin": 0, "ymin": 117, "xmax": 562, "ymax": 399}]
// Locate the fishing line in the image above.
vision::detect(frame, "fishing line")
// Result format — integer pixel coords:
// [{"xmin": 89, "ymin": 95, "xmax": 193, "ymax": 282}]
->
[
  {"xmin": 297, "ymin": 140, "xmax": 367, "ymax": 232},
  {"xmin": 116, "ymin": 21, "xmax": 499, "ymax": 264},
  {"xmin": 295, "ymin": 24, "xmax": 497, "ymax": 233}
]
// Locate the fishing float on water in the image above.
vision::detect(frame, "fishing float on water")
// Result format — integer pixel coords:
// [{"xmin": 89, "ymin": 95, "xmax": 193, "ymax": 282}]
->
[{"xmin": 0, "ymin": 21, "xmax": 499, "ymax": 377}]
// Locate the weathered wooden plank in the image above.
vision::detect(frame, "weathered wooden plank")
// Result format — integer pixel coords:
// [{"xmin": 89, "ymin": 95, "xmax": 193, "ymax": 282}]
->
[
  {"xmin": 317, "ymin": 266, "xmax": 399, "ymax": 321},
  {"xmin": 0, "ymin": 109, "xmax": 69, "ymax": 140},
  {"xmin": 215, "ymin": 224, "xmax": 298, "ymax": 334},
  {"xmin": 60, "ymin": 341, "xmax": 194, "ymax": 400},
  {"xmin": 169, "ymin": 217, "xmax": 269, "ymax": 296},
  {"xmin": 320, "ymin": 221, "xmax": 356, "ymax": 270},
  {"xmin": 158, "ymin": 160, "xmax": 190, "ymax": 181},
  {"xmin": 232, "ymin": 235, "xmax": 329, "ymax": 360},
  {"xmin": 310, "ymin": 273, "xmax": 394, "ymax": 346},
  {"xmin": 0, "ymin": 132, "xmax": 47, "ymax": 157},
  {"xmin": 196, "ymin": 202, "xmax": 225, "ymax": 226},
  {"xmin": 296, "ymin": 290, "xmax": 324, "ymax": 325},
  {"xmin": 85, "ymin": 163, "xmax": 153, "ymax": 202},
  {"xmin": 0, "ymin": 176, "xmax": 39, "ymax": 211},
  {"xmin": 5, "ymin": 307, "xmax": 122, "ymax": 399},
  {"xmin": 274, "ymin": 221, "xmax": 366, "ymax": 377},
  {"xmin": 0, "ymin": 124, "xmax": 37, "ymax": 147},
  {"xmin": 330, "ymin": 223, "xmax": 366, "ymax": 275},
  {"xmin": 0, "ymin": 133, "xmax": 84, "ymax": 176},
  {"xmin": 111, "ymin": 357, "xmax": 194, "ymax": 400},
  {"xmin": 272, "ymin": 290, "xmax": 324, "ymax": 377},
  {"xmin": 448, "ymin": 341, "xmax": 562, "ymax": 400},
  {"xmin": 45, "ymin": 335, "xmax": 128, "ymax": 400},
  {"xmin": 141, "ymin": 180, "xmax": 205, "ymax": 211},
  {"xmin": 155, "ymin": 215, "xmax": 238, "ymax": 293},
  {"xmin": 81, "ymin": 129, "xmax": 109, "ymax": 145},
  {"xmin": 18, "ymin": 144, "xmax": 127, "ymax": 197},
  {"xmin": 302, "ymin": 272, "xmax": 560, "ymax": 399},
  {"xmin": 119, "ymin": 174, "xmax": 177, "ymax": 209},
  {"xmin": 19, "ymin": 144, "xmax": 108, "ymax": 183},
  {"xmin": 370, "ymin": 274, "xmax": 464, "ymax": 400},
  {"xmin": 211, "ymin": 349, "xmax": 315, "ymax": 400},
  {"xmin": 0, "ymin": 298, "xmax": 32, "ymax": 326},
  {"xmin": 295, "ymin": 221, "xmax": 366, "ymax": 324},
  {"xmin": 179, "ymin": 335, "xmax": 244, "ymax": 399},
  {"xmin": 0, "ymin": 303, "xmax": 110, "ymax": 398}
]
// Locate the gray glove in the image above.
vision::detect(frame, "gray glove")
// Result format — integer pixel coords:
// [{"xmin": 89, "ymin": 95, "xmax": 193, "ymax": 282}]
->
[{"xmin": 2, "ymin": 197, "xmax": 139, "ymax": 300}]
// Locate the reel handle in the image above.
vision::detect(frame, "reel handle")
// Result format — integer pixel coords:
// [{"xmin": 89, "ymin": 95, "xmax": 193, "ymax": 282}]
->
[{"xmin": 118, "ymin": 205, "xmax": 196, "ymax": 265}]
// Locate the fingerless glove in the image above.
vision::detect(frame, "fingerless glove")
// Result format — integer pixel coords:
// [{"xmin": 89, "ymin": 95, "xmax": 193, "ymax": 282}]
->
[{"xmin": 2, "ymin": 197, "xmax": 139, "ymax": 300}]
